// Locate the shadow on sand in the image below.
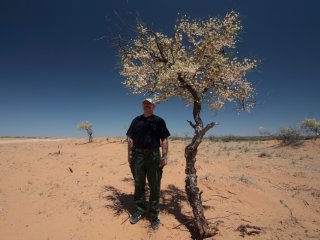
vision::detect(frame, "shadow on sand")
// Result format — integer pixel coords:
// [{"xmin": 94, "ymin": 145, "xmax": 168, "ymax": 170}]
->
[
  {"xmin": 103, "ymin": 185, "xmax": 135, "ymax": 217},
  {"xmin": 102, "ymin": 183, "xmax": 198, "ymax": 239}
]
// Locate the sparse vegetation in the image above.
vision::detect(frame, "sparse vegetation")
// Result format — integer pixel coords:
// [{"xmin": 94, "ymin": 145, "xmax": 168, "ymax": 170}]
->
[
  {"xmin": 258, "ymin": 152, "xmax": 271, "ymax": 158},
  {"xmin": 77, "ymin": 121, "xmax": 93, "ymax": 143},
  {"xmin": 300, "ymin": 118, "xmax": 320, "ymax": 139},
  {"xmin": 258, "ymin": 126, "xmax": 271, "ymax": 136},
  {"xmin": 239, "ymin": 175, "xmax": 252, "ymax": 184},
  {"xmin": 275, "ymin": 151, "xmax": 294, "ymax": 159},
  {"xmin": 240, "ymin": 145, "xmax": 250, "ymax": 153},
  {"xmin": 299, "ymin": 154, "xmax": 313, "ymax": 160},
  {"xmin": 208, "ymin": 135, "xmax": 274, "ymax": 142},
  {"xmin": 277, "ymin": 127, "xmax": 302, "ymax": 146},
  {"xmin": 170, "ymin": 133, "xmax": 192, "ymax": 141},
  {"xmin": 2, "ymin": 135, "xmax": 320, "ymax": 239}
]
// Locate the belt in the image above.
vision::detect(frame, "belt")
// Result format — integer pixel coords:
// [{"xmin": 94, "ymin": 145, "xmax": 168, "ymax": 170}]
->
[{"xmin": 135, "ymin": 148, "xmax": 159, "ymax": 154}]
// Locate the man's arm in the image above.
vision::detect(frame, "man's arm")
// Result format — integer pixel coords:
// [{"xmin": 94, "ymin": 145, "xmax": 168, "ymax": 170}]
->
[
  {"xmin": 160, "ymin": 138, "xmax": 168, "ymax": 168},
  {"xmin": 127, "ymin": 137, "xmax": 134, "ymax": 164}
]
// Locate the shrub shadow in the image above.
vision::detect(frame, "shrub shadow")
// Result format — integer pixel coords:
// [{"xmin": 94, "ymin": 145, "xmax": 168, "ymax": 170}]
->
[
  {"xmin": 103, "ymin": 185, "xmax": 135, "ymax": 217},
  {"xmin": 271, "ymin": 140, "xmax": 304, "ymax": 149}
]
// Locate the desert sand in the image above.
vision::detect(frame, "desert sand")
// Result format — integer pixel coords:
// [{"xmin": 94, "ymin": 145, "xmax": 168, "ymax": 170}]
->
[{"xmin": 0, "ymin": 137, "xmax": 319, "ymax": 240}]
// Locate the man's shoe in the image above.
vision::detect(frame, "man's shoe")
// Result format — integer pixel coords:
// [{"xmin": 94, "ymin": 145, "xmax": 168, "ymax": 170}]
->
[
  {"xmin": 151, "ymin": 216, "xmax": 160, "ymax": 230},
  {"xmin": 129, "ymin": 211, "xmax": 142, "ymax": 224}
]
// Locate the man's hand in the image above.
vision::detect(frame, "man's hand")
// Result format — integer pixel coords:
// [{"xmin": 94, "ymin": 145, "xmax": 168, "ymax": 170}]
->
[
  {"xmin": 159, "ymin": 156, "xmax": 167, "ymax": 168},
  {"xmin": 128, "ymin": 137, "xmax": 133, "ymax": 164},
  {"xmin": 128, "ymin": 154, "xmax": 133, "ymax": 164},
  {"xmin": 160, "ymin": 138, "xmax": 169, "ymax": 168}
]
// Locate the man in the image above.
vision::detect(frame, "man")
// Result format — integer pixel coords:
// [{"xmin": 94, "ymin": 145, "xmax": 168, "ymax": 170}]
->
[{"xmin": 126, "ymin": 98, "xmax": 170, "ymax": 230}]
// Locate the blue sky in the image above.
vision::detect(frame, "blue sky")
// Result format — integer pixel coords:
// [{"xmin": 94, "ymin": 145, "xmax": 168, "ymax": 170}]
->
[{"xmin": 0, "ymin": 0, "xmax": 319, "ymax": 137}]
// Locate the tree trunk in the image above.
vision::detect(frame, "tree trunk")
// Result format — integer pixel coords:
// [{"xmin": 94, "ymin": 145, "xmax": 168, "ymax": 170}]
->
[
  {"xmin": 87, "ymin": 129, "xmax": 93, "ymax": 143},
  {"xmin": 177, "ymin": 75, "xmax": 217, "ymax": 238},
  {"xmin": 184, "ymin": 103, "xmax": 217, "ymax": 239}
]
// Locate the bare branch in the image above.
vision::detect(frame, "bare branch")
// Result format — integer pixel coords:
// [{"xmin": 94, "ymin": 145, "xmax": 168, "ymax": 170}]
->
[
  {"xmin": 202, "ymin": 122, "xmax": 217, "ymax": 135},
  {"xmin": 147, "ymin": 29, "xmax": 168, "ymax": 62},
  {"xmin": 187, "ymin": 120, "xmax": 196, "ymax": 129}
]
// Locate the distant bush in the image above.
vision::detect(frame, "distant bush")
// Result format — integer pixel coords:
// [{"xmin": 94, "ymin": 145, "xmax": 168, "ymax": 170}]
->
[
  {"xmin": 170, "ymin": 133, "xmax": 192, "ymax": 141},
  {"xmin": 300, "ymin": 118, "xmax": 320, "ymax": 139},
  {"xmin": 277, "ymin": 127, "xmax": 302, "ymax": 145},
  {"xmin": 207, "ymin": 135, "xmax": 273, "ymax": 142},
  {"xmin": 258, "ymin": 126, "xmax": 271, "ymax": 136},
  {"xmin": 77, "ymin": 121, "xmax": 93, "ymax": 143}
]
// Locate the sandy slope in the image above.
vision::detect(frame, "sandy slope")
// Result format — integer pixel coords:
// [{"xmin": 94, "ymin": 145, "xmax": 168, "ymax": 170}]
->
[{"xmin": 0, "ymin": 138, "xmax": 319, "ymax": 240}]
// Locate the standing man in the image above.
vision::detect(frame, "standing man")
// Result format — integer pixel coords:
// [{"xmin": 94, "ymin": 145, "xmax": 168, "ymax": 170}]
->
[{"xmin": 126, "ymin": 98, "xmax": 170, "ymax": 230}]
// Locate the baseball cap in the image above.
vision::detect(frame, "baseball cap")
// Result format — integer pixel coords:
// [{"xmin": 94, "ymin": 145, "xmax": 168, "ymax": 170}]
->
[{"xmin": 142, "ymin": 98, "xmax": 155, "ymax": 104}]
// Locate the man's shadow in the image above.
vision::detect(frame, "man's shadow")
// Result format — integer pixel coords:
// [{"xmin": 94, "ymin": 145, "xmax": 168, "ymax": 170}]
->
[{"xmin": 102, "ymin": 180, "xmax": 198, "ymax": 239}]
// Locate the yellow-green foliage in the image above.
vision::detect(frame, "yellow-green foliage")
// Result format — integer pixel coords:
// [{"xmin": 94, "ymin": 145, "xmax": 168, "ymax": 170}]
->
[
  {"xmin": 77, "ymin": 121, "xmax": 93, "ymax": 142},
  {"xmin": 77, "ymin": 121, "xmax": 92, "ymax": 131},
  {"xmin": 301, "ymin": 118, "xmax": 320, "ymax": 137},
  {"xmin": 278, "ymin": 127, "xmax": 301, "ymax": 145}
]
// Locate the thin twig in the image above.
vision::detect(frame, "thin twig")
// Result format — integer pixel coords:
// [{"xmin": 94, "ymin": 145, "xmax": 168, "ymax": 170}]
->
[
  {"xmin": 206, "ymin": 212, "xmax": 240, "ymax": 221},
  {"xmin": 236, "ymin": 224, "xmax": 264, "ymax": 237},
  {"xmin": 121, "ymin": 214, "xmax": 130, "ymax": 224},
  {"xmin": 172, "ymin": 219, "xmax": 194, "ymax": 229},
  {"xmin": 227, "ymin": 190, "xmax": 237, "ymax": 195},
  {"xmin": 121, "ymin": 208, "xmax": 131, "ymax": 224},
  {"xmin": 280, "ymin": 199, "xmax": 298, "ymax": 223},
  {"xmin": 211, "ymin": 194, "xmax": 231, "ymax": 199}
]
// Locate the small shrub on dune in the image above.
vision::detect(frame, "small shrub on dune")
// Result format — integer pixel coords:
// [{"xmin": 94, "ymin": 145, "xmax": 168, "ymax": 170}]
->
[
  {"xmin": 300, "ymin": 118, "xmax": 320, "ymax": 140},
  {"xmin": 277, "ymin": 127, "xmax": 302, "ymax": 146}
]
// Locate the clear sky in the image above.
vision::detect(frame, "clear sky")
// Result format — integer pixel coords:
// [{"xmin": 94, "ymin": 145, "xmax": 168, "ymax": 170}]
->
[{"xmin": 0, "ymin": 0, "xmax": 319, "ymax": 137}]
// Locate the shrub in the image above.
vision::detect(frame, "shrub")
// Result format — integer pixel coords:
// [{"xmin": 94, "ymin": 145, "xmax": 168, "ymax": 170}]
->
[
  {"xmin": 258, "ymin": 152, "xmax": 271, "ymax": 158},
  {"xmin": 277, "ymin": 127, "xmax": 301, "ymax": 145},
  {"xmin": 300, "ymin": 118, "xmax": 320, "ymax": 139}
]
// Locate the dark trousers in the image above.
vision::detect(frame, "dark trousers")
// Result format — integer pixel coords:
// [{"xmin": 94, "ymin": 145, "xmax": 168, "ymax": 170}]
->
[{"xmin": 131, "ymin": 150, "xmax": 163, "ymax": 217}]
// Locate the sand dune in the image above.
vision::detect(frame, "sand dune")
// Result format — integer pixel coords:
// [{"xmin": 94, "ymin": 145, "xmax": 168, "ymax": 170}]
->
[{"xmin": 0, "ymin": 138, "xmax": 319, "ymax": 239}]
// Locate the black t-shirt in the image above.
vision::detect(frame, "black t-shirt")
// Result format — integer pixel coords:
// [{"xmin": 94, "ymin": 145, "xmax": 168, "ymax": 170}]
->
[{"xmin": 126, "ymin": 114, "xmax": 170, "ymax": 149}]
